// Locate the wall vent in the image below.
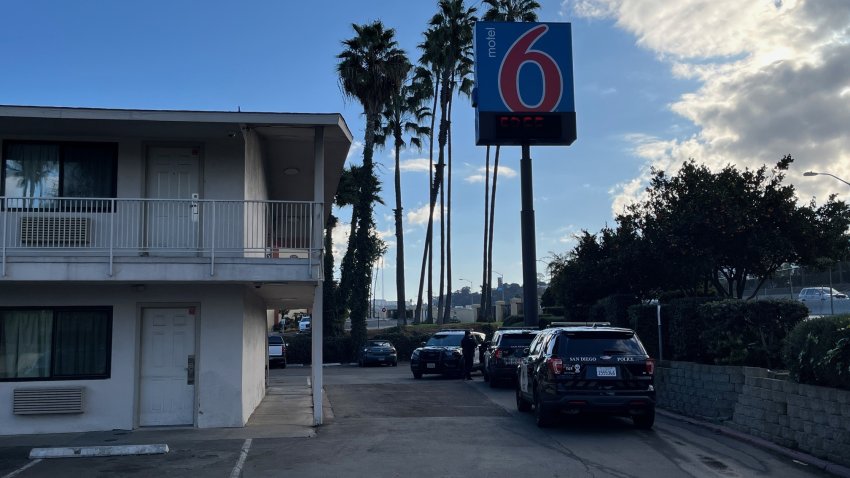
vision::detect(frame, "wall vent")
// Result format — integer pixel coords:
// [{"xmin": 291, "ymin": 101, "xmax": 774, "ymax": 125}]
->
[
  {"xmin": 13, "ymin": 388, "xmax": 84, "ymax": 415},
  {"xmin": 19, "ymin": 217, "xmax": 90, "ymax": 246}
]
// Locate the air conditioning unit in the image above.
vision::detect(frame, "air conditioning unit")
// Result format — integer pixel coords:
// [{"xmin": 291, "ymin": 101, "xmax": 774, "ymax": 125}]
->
[{"xmin": 13, "ymin": 387, "xmax": 84, "ymax": 415}]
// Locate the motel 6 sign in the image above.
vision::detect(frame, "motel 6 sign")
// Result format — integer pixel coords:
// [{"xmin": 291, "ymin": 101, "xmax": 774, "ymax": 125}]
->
[{"xmin": 474, "ymin": 22, "xmax": 576, "ymax": 146}]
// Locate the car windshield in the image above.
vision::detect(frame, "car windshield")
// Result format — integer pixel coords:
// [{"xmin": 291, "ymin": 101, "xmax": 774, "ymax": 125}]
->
[
  {"xmin": 557, "ymin": 332, "xmax": 645, "ymax": 356},
  {"xmin": 426, "ymin": 334, "xmax": 463, "ymax": 347},
  {"xmin": 369, "ymin": 341, "xmax": 390, "ymax": 347},
  {"xmin": 500, "ymin": 334, "xmax": 537, "ymax": 347},
  {"xmin": 268, "ymin": 336, "xmax": 283, "ymax": 345}
]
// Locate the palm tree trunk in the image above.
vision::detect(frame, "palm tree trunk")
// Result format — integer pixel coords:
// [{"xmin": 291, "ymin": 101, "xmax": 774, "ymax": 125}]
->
[
  {"xmin": 442, "ymin": 95, "xmax": 454, "ymax": 323},
  {"xmin": 393, "ymin": 141, "xmax": 406, "ymax": 326},
  {"xmin": 480, "ymin": 146, "xmax": 490, "ymax": 321},
  {"xmin": 414, "ymin": 77, "xmax": 440, "ymax": 325},
  {"xmin": 486, "ymin": 146, "xmax": 501, "ymax": 322},
  {"xmin": 437, "ymin": 167, "xmax": 445, "ymax": 324}
]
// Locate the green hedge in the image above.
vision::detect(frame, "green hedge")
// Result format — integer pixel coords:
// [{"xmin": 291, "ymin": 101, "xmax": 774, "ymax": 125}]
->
[
  {"xmin": 697, "ymin": 299, "xmax": 807, "ymax": 368},
  {"xmin": 783, "ymin": 315, "xmax": 850, "ymax": 390},
  {"xmin": 588, "ymin": 294, "xmax": 640, "ymax": 328},
  {"xmin": 668, "ymin": 297, "xmax": 718, "ymax": 362},
  {"xmin": 628, "ymin": 304, "xmax": 671, "ymax": 360}
]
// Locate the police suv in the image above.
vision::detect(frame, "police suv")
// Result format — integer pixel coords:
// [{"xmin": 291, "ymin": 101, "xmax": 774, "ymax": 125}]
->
[{"xmin": 515, "ymin": 323, "xmax": 656, "ymax": 428}]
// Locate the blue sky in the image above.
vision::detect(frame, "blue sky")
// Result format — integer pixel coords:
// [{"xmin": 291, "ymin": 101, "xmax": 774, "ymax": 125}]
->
[{"xmin": 3, "ymin": 1, "xmax": 848, "ymax": 302}]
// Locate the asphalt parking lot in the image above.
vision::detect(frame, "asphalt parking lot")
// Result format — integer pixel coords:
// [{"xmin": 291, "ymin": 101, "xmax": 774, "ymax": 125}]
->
[{"xmin": 0, "ymin": 364, "xmax": 840, "ymax": 478}]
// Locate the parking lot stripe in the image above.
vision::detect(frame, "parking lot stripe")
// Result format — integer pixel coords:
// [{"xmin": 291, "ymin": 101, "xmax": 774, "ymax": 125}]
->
[
  {"xmin": 229, "ymin": 438, "xmax": 252, "ymax": 478},
  {"xmin": 1, "ymin": 459, "xmax": 42, "ymax": 478}
]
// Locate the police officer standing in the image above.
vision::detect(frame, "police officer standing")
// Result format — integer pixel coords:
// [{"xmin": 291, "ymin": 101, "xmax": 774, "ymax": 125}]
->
[{"xmin": 460, "ymin": 330, "xmax": 476, "ymax": 380}]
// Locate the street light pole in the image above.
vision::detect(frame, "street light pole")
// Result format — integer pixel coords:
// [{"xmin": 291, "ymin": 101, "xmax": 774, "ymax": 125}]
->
[
  {"xmin": 492, "ymin": 271, "xmax": 505, "ymax": 302},
  {"xmin": 804, "ymin": 171, "xmax": 850, "ymax": 188}
]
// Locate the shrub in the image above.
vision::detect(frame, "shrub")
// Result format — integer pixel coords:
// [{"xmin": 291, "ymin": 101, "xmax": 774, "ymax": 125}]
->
[
  {"xmin": 593, "ymin": 294, "xmax": 639, "ymax": 328},
  {"xmin": 628, "ymin": 304, "xmax": 671, "ymax": 360},
  {"xmin": 783, "ymin": 315, "xmax": 850, "ymax": 390},
  {"xmin": 667, "ymin": 297, "xmax": 718, "ymax": 362},
  {"xmin": 697, "ymin": 299, "xmax": 806, "ymax": 368}
]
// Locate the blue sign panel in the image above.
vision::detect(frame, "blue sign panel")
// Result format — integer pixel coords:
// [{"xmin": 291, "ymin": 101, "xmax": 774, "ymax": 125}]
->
[{"xmin": 474, "ymin": 22, "xmax": 576, "ymax": 145}]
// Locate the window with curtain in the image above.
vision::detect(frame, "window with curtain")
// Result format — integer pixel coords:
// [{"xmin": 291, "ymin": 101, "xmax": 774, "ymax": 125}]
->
[
  {"xmin": 2, "ymin": 141, "xmax": 117, "ymax": 209},
  {"xmin": 0, "ymin": 307, "xmax": 112, "ymax": 381}
]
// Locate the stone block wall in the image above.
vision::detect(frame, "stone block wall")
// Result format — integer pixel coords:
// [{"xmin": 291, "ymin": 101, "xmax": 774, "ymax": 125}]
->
[
  {"xmin": 656, "ymin": 361, "xmax": 743, "ymax": 420},
  {"xmin": 657, "ymin": 362, "xmax": 850, "ymax": 468}
]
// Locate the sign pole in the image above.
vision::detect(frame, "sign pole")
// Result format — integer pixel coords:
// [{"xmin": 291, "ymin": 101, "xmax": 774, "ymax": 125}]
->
[{"xmin": 520, "ymin": 143, "xmax": 539, "ymax": 326}]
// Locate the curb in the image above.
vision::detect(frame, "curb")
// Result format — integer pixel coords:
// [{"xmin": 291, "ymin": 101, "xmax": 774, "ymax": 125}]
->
[
  {"xmin": 29, "ymin": 444, "xmax": 169, "ymax": 459},
  {"xmin": 657, "ymin": 409, "xmax": 850, "ymax": 477}
]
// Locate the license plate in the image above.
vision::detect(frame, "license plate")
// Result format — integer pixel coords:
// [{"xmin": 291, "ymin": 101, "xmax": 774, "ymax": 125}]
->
[
  {"xmin": 504, "ymin": 358, "xmax": 519, "ymax": 365},
  {"xmin": 596, "ymin": 366, "xmax": 617, "ymax": 377},
  {"xmin": 426, "ymin": 363, "xmax": 436, "ymax": 369}
]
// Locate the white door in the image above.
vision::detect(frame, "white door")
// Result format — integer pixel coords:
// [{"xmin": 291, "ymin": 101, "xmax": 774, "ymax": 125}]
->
[
  {"xmin": 139, "ymin": 308, "xmax": 196, "ymax": 426},
  {"xmin": 145, "ymin": 147, "xmax": 200, "ymax": 251}
]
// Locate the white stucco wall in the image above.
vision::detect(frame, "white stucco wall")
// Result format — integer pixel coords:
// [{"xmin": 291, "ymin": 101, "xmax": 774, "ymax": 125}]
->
[
  {"xmin": 0, "ymin": 283, "xmax": 254, "ymax": 435},
  {"xmin": 241, "ymin": 289, "xmax": 268, "ymax": 423}
]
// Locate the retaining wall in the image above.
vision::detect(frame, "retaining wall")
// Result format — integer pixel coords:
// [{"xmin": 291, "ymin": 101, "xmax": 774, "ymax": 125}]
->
[{"xmin": 657, "ymin": 361, "xmax": 850, "ymax": 468}]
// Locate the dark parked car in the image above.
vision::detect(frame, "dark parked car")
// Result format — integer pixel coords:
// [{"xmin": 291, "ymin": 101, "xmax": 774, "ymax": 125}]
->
[
  {"xmin": 358, "ymin": 340, "xmax": 398, "ymax": 367},
  {"xmin": 267, "ymin": 335, "xmax": 287, "ymax": 368},
  {"xmin": 483, "ymin": 327, "xmax": 538, "ymax": 388},
  {"xmin": 410, "ymin": 329, "xmax": 485, "ymax": 379},
  {"xmin": 516, "ymin": 324, "xmax": 656, "ymax": 428}
]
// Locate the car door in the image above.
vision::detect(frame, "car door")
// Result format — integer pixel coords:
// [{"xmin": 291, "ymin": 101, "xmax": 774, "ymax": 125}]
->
[{"xmin": 519, "ymin": 332, "xmax": 545, "ymax": 397}]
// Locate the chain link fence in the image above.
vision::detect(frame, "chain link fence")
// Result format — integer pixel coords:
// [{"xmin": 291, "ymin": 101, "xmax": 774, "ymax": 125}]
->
[{"xmin": 744, "ymin": 261, "xmax": 850, "ymax": 315}]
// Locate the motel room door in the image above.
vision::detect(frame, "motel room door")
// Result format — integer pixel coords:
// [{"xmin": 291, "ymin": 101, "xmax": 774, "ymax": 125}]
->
[
  {"xmin": 145, "ymin": 147, "xmax": 200, "ymax": 252},
  {"xmin": 139, "ymin": 307, "xmax": 196, "ymax": 426}
]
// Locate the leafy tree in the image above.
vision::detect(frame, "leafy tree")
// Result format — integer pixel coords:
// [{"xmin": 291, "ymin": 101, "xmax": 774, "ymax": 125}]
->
[
  {"xmin": 336, "ymin": 21, "xmax": 408, "ymax": 346},
  {"xmin": 628, "ymin": 156, "xmax": 850, "ymax": 298}
]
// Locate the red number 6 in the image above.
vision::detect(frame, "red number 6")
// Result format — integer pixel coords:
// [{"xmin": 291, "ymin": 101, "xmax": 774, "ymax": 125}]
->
[{"xmin": 498, "ymin": 25, "xmax": 563, "ymax": 112}]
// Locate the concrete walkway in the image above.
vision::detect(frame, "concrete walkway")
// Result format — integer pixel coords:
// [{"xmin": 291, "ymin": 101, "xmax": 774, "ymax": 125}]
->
[{"xmin": 0, "ymin": 375, "xmax": 327, "ymax": 451}]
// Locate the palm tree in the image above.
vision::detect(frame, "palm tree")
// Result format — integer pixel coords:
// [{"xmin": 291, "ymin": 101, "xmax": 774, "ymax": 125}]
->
[
  {"xmin": 380, "ymin": 71, "xmax": 430, "ymax": 327},
  {"xmin": 336, "ymin": 21, "xmax": 408, "ymax": 347},
  {"xmin": 426, "ymin": 0, "xmax": 476, "ymax": 324},
  {"xmin": 480, "ymin": 0, "xmax": 540, "ymax": 320},
  {"xmin": 413, "ymin": 28, "xmax": 445, "ymax": 325}
]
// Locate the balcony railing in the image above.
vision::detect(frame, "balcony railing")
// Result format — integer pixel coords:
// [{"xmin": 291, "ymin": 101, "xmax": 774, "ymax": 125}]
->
[{"xmin": 1, "ymin": 197, "xmax": 323, "ymax": 277}]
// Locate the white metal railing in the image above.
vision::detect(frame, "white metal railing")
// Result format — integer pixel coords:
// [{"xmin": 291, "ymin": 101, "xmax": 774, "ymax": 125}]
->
[{"xmin": 1, "ymin": 197, "xmax": 323, "ymax": 277}]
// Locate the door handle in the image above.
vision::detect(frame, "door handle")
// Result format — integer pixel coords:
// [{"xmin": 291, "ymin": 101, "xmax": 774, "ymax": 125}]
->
[{"xmin": 187, "ymin": 355, "xmax": 195, "ymax": 385}]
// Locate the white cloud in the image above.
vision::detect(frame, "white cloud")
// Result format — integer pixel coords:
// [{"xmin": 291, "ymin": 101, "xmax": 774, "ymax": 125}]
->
[
  {"xmin": 406, "ymin": 202, "xmax": 443, "ymax": 226},
  {"xmin": 562, "ymin": 0, "xmax": 850, "ymax": 212},
  {"xmin": 465, "ymin": 165, "xmax": 518, "ymax": 183},
  {"xmin": 399, "ymin": 158, "xmax": 432, "ymax": 173}
]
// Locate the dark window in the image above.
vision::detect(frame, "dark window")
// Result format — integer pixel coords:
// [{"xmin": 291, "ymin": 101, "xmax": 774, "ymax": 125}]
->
[
  {"xmin": 426, "ymin": 334, "xmax": 463, "ymax": 347},
  {"xmin": 268, "ymin": 336, "xmax": 284, "ymax": 345},
  {"xmin": 499, "ymin": 334, "xmax": 537, "ymax": 347},
  {"xmin": 557, "ymin": 332, "xmax": 645, "ymax": 356},
  {"xmin": 2, "ymin": 141, "xmax": 117, "ymax": 209},
  {"xmin": 0, "ymin": 307, "xmax": 112, "ymax": 381}
]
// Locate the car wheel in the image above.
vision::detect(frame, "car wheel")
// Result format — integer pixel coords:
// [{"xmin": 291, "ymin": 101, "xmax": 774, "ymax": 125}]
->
[
  {"xmin": 392, "ymin": 361, "xmax": 398, "ymax": 367},
  {"xmin": 516, "ymin": 386, "xmax": 532, "ymax": 412},
  {"xmin": 280, "ymin": 361, "xmax": 287, "ymax": 369},
  {"xmin": 633, "ymin": 408, "xmax": 655, "ymax": 429},
  {"xmin": 413, "ymin": 371, "xmax": 423, "ymax": 379},
  {"xmin": 489, "ymin": 375, "xmax": 498, "ymax": 388},
  {"xmin": 534, "ymin": 390, "xmax": 554, "ymax": 428}
]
